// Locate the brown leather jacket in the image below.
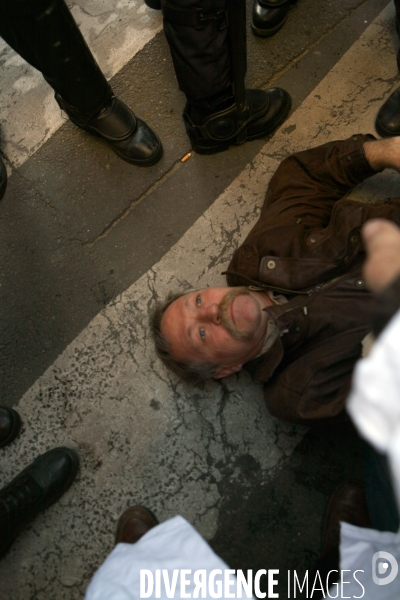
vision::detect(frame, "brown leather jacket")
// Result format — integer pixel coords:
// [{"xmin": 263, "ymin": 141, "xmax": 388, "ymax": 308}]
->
[{"xmin": 225, "ymin": 135, "xmax": 400, "ymax": 424}]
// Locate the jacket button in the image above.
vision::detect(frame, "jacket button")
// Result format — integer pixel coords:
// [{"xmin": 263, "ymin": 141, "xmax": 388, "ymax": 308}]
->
[
  {"xmin": 245, "ymin": 252, "xmax": 252, "ymax": 260},
  {"xmin": 356, "ymin": 279, "xmax": 364, "ymax": 287},
  {"xmin": 309, "ymin": 235, "xmax": 317, "ymax": 243},
  {"xmin": 294, "ymin": 325, "xmax": 301, "ymax": 333},
  {"xmin": 267, "ymin": 260, "xmax": 276, "ymax": 269},
  {"xmin": 350, "ymin": 235, "xmax": 358, "ymax": 245}
]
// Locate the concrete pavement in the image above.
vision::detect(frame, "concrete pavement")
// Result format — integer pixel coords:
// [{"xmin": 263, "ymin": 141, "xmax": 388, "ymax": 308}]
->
[{"xmin": 0, "ymin": 1, "xmax": 399, "ymax": 598}]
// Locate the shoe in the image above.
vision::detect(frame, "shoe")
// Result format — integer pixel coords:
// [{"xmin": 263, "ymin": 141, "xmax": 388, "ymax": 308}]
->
[
  {"xmin": 375, "ymin": 87, "xmax": 400, "ymax": 137},
  {"xmin": 56, "ymin": 94, "xmax": 163, "ymax": 167},
  {"xmin": 144, "ymin": 0, "xmax": 161, "ymax": 9},
  {"xmin": 184, "ymin": 87, "xmax": 291, "ymax": 154},
  {"xmin": 251, "ymin": 0, "xmax": 297, "ymax": 38},
  {"xmin": 321, "ymin": 480, "xmax": 371, "ymax": 557},
  {"xmin": 0, "ymin": 447, "xmax": 79, "ymax": 558},
  {"xmin": 0, "ymin": 406, "xmax": 22, "ymax": 449},
  {"xmin": 0, "ymin": 155, "xmax": 7, "ymax": 201},
  {"xmin": 115, "ymin": 505, "xmax": 159, "ymax": 545}
]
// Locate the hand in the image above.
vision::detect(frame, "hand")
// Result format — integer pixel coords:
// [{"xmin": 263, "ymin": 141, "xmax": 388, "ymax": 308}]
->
[
  {"xmin": 364, "ymin": 137, "xmax": 400, "ymax": 172},
  {"xmin": 362, "ymin": 219, "xmax": 400, "ymax": 292}
]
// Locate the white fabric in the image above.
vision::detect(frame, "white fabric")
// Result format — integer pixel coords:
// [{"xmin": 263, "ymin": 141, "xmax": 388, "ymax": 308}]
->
[
  {"xmin": 338, "ymin": 522, "xmax": 400, "ymax": 598},
  {"xmin": 339, "ymin": 310, "xmax": 400, "ymax": 597},
  {"xmin": 85, "ymin": 515, "xmax": 238, "ymax": 600},
  {"xmin": 348, "ymin": 309, "xmax": 400, "ymax": 510}
]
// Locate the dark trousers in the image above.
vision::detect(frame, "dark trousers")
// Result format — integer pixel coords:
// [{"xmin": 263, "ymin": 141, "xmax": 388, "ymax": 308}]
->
[
  {"xmin": 363, "ymin": 441, "xmax": 399, "ymax": 533},
  {"xmin": 0, "ymin": 0, "xmax": 110, "ymax": 114},
  {"xmin": 161, "ymin": 0, "xmax": 246, "ymax": 103},
  {"xmin": 310, "ymin": 442, "xmax": 399, "ymax": 600}
]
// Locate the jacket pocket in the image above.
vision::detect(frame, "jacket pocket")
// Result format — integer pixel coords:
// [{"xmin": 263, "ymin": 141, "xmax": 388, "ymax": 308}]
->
[{"xmin": 259, "ymin": 255, "xmax": 338, "ymax": 290}]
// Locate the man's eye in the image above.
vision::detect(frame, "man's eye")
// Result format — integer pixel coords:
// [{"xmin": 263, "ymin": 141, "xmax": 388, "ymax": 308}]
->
[
  {"xmin": 199, "ymin": 328, "xmax": 205, "ymax": 339},
  {"xmin": 196, "ymin": 295, "xmax": 201, "ymax": 306}
]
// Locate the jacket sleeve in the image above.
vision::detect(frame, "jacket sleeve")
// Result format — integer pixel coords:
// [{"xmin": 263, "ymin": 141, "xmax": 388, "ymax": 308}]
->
[
  {"xmin": 227, "ymin": 135, "xmax": 400, "ymax": 291},
  {"xmin": 261, "ymin": 134, "xmax": 379, "ymax": 217}
]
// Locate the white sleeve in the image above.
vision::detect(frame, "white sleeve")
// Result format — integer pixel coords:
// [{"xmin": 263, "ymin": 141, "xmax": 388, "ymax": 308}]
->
[
  {"xmin": 347, "ymin": 309, "xmax": 400, "ymax": 511},
  {"xmin": 85, "ymin": 515, "xmax": 233, "ymax": 600}
]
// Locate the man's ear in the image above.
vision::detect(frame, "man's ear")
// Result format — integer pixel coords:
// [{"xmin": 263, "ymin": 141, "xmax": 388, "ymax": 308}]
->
[{"xmin": 214, "ymin": 364, "xmax": 243, "ymax": 379}]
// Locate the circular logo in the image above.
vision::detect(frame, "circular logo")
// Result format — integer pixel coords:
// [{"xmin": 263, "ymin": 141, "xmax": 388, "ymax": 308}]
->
[{"xmin": 372, "ymin": 551, "xmax": 398, "ymax": 586}]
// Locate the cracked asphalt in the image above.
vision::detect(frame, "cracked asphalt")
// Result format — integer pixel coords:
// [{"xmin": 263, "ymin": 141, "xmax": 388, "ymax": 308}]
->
[{"xmin": 0, "ymin": 1, "xmax": 398, "ymax": 598}]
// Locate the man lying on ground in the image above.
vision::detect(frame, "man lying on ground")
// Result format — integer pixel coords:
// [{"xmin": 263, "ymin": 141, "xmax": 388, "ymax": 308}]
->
[{"xmin": 152, "ymin": 135, "xmax": 400, "ymax": 425}]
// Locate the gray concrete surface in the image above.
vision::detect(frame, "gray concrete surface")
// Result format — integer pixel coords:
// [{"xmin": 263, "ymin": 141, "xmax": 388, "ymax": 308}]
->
[
  {"xmin": 0, "ymin": 1, "xmax": 162, "ymax": 168},
  {"xmin": 1, "ymin": 1, "xmax": 399, "ymax": 599},
  {"xmin": 0, "ymin": 0, "xmax": 391, "ymax": 406}
]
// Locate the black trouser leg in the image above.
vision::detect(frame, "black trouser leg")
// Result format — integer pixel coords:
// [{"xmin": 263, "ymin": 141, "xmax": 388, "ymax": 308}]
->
[
  {"xmin": 0, "ymin": 0, "xmax": 111, "ymax": 115},
  {"xmin": 161, "ymin": 0, "xmax": 290, "ymax": 153},
  {"xmin": 160, "ymin": 0, "xmax": 246, "ymax": 104},
  {"xmin": 363, "ymin": 441, "xmax": 399, "ymax": 533}
]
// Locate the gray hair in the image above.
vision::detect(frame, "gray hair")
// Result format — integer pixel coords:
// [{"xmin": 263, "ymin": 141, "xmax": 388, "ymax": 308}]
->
[{"xmin": 150, "ymin": 291, "xmax": 219, "ymax": 383}]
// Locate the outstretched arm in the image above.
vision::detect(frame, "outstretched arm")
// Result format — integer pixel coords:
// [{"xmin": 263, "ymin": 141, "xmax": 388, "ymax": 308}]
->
[
  {"xmin": 362, "ymin": 219, "xmax": 400, "ymax": 337},
  {"xmin": 227, "ymin": 135, "xmax": 400, "ymax": 291},
  {"xmin": 363, "ymin": 219, "xmax": 400, "ymax": 292},
  {"xmin": 364, "ymin": 137, "xmax": 400, "ymax": 173}
]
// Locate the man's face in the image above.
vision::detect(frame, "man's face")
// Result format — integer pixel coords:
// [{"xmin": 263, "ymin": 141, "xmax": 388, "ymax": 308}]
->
[{"xmin": 160, "ymin": 286, "xmax": 269, "ymax": 378}]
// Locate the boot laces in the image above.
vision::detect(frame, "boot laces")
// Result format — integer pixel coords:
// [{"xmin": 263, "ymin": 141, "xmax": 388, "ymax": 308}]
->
[{"xmin": 0, "ymin": 475, "xmax": 43, "ymax": 525}]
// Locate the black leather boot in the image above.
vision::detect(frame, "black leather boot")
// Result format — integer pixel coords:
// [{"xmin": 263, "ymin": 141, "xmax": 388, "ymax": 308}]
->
[
  {"xmin": 375, "ymin": 87, "xmax": 400, "ymax": 137},
  {"xmin": 0, "ymin": 0, "xmax": 162, "ymax": 167},
  {"xmin": 55, "ymin": 94, "xmax": 163, "ymax": 167},
  {"xmin": 0, "ymin": 406, "xmax": 22, "ymax": 449},
  {"xmin": 0, "ymin": 155, "xmax": 6, "ymax": 201},
  {"xmin": 161, "ymin": 1, "xmax": 291, "ymax": 153},
  {"xmin": 0, "ymin": 447, "xmax": 79, "ymax": 558},
  {"xmin": 251, "ymin": 0, "xmax": 298, "ymax": 38},
  {"xmin": 184, "ymin": 87, "xmax": 291, "ymax": 154},
  {"xmin": 144, "ymin": 0, "xmax": 161, "ymax": 8}
]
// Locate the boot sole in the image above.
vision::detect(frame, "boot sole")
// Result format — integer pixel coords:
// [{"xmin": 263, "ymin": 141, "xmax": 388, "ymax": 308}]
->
[{"xmin": 191, "ymin": 92, "xmax": 292, "ymax": 155}]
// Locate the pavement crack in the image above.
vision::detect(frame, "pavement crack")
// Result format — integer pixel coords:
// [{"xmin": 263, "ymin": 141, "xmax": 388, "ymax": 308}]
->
[
  {"xmin": 84, "ymin": 157, "xmax": 190, "ymax": 246},
  {"xmin": 10, "ymin": 167, "xmax": 56, "ymax": 210},
  {"xmin": 262, "ymin": 0, "xmax": 370, "ymax": 88}
]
